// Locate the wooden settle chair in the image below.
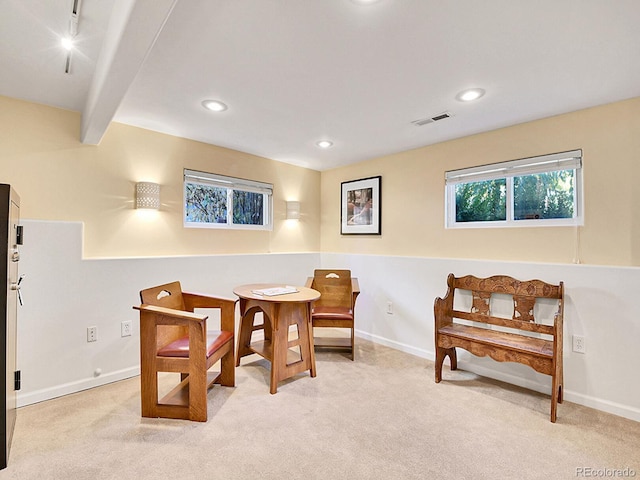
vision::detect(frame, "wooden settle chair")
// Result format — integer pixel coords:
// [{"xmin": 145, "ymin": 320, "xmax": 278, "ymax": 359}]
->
[
  {"xmin": 134, "ymin": 281, "xmax": 236, "ymax": 422},
  {"xmin": 434, "ymin": 273, "xmax": 564, "ymax": 422},
  {"xmin": 305, "ymin": 269, "xmax": 360, "ymax": 360}
]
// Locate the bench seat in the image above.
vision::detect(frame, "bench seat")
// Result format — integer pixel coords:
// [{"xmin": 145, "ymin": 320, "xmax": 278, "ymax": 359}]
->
[{"xmin": 438, "ymin": 324, "xmax": 554, "ymax": 357}]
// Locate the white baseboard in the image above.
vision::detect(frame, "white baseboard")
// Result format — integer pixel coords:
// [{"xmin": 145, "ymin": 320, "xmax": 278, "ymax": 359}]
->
[
  {"xmin": 357, "ymin": 330, "xmax": 640, "ymax": 423},
  {"xmin": 561, "ymin": 390, "xmax": 640, "ymax": 423},
  {"xmin": 458, "ymin": 361, "xmax": 640, "ymax": 422},
  {"xmin": 356, "ymin": 329, "xmax": 431, "ymax": 359},
  {"xmin": 17, "ymin": 366, "xmax": 140, "ymax": 408}
]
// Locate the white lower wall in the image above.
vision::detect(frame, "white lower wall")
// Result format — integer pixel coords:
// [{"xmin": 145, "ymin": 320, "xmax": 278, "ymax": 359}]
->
[
  {"xmin": 322, "ymin": 252, "xmax": 640, "ymax": 422},
  {"xmin": 16, "ymin": 220, "xmax": 640, "ymax": 423},
  {"xmin": 17, "ymin": 220, "xmax": 320, "ymax": 407}
]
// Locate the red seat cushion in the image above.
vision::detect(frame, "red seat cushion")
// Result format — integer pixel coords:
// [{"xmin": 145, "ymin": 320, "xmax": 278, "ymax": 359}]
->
[
  {"xmin": 157, "ymin": 330, "xmax": 233, "ymax": 358},
  {"xmin": 312, "ymin": 306, "xmax": 353, "ymax": 320}
]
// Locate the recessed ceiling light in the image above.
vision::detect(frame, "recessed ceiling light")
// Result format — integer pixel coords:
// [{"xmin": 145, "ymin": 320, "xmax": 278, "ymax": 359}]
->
[
  {"xmin": 456, "ymin": 88, "xmax": 486, "ymax": 102},
  {"xmin": 61, "ymin": 37, "xmax": 73, "ymax": 51},
  {"xmin": 350, "ymin": 0, "xmax": 382, "ymax": 4},
  {"xmin": 316, "ymin": 140, "xmax": 333, "ymax": 149},
  {"xmin": 201, "ymin": 100, "xmax": 228, "ymax": 112}
]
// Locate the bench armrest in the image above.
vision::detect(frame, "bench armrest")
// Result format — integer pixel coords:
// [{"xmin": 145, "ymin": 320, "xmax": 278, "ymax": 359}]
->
[
  {"xmin": 434, "ymin": 273, "xmax": 456, "ymax": 329},
  {"xmin": 434, "ymin": 297, "xmax": 453, "ymax": 329}
]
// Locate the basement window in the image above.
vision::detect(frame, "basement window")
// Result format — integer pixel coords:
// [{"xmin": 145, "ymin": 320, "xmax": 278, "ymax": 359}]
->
[
  {"xmin": 184, "ymin": 169, "xmax": 273, "ymax": 230},
  {"xmin": 445, "ymin": 150, "xmax": 583, "ymax": 228}
]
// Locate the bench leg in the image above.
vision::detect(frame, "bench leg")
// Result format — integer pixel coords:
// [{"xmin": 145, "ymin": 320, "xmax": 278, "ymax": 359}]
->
[
  {"xmin": 550, "ymin": 369, "xmax": 564, "ymax": 423},
  {"xmin": 435, "ymin": 347, "xmax": 444, "ymax": 383},
  {"xmin": 549, "ymin": 356, "xmax": 564, "ymax": 422},
  {"xmin": 448, "ymin": 347, "xmax": 457, "ymax": 371},
  {"xmin": 558, "ymin": 368, "xmax": 564, "ymax": 404},
  {"xmin": 435, "ymin": 346, "xmax": 457, "ymax": 383}
]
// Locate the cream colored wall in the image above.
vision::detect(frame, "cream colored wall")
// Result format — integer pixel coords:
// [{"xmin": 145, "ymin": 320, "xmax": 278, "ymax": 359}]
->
[
  {"xmin": 3, "ymin": 95, "xmax": 638, "ymax": 264},
  {"xmin": 0, "ymin": 96, "xmax": 321, "ymax": 257},
  {"xmin": 321, "ymin": 97, "xmax": 640, "ymax": 266}
]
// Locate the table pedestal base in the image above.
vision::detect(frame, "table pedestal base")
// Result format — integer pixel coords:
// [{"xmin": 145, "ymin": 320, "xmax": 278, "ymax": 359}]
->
[{"xmin": 236, "ymin": 299, "xmax": 316, "ymax": 394}]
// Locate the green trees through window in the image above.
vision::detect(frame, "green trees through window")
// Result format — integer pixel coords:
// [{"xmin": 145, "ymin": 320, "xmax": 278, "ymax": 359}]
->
[
  {"xmin": 513, "ymin": 170, "xmax": 574, "ymax": 220},
  {"xmin": 446, "ymin": 150, "xmax": 582, "ymax": 228},
  {"xmin": 455, "ymin": 179, "xmax": 506, "ymax": 222}
]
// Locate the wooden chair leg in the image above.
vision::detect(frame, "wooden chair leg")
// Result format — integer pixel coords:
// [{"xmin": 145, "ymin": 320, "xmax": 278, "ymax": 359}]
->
[
  {"xmin": 219, "ymin": 347, "xmax": 235, "ymax": 387},
  {"xmin": 350, "ymin": 326, "xmax": 355, "ymax": 361},
  {"xmin": 140, "ymin": 371, "xmax": 157, "ymax": 418},
  {"xmin": 140, "ymin": 319, "xmax": 158, "ymax": 418},
  {"xmin": 188, "ymin": 366, "xmax": 208, "ymax": 422}
]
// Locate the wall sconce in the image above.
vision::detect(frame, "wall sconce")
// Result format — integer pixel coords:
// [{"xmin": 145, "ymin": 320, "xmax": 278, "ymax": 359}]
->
[
  {"xmin": 286, "ymin": 201, "xmax": 301, "ymax": 220},
  {"xmin": 136, "ymin": 182, "xmax": 160, "ymax": 209}
]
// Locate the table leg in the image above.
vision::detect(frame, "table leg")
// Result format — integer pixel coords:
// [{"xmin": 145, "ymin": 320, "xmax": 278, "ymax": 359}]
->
[
  {"xmin": 269, "ymin": 302, "xmax": 316, "ymax": 394},
  {"xmin": 306, "ymin": 302, "xmax": 317, "ymax": 378},
  {"xmin": 236, "ymin": 305, "xmax": 264, "ymax": 366}
]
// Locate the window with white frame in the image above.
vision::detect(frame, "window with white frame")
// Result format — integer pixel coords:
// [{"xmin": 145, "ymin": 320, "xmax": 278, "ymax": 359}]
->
[
  {"xmin": 445, "ymin": 150, "xmax": 583, "ymax": 228},
  {"xmin": 184, "ymin": 169, "xmax": 273, "ymax": 230}
]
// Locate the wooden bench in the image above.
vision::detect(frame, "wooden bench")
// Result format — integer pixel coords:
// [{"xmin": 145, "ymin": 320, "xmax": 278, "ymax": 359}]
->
[{"xmin": 434, "ymin": 273, "xmax": 564, "ymax": 422}]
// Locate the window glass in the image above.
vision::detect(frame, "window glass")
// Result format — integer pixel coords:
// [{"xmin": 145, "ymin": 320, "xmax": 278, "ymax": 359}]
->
[
  {"xmin": 455, "ymin": 179, "xmax": 506, "ymax": 223},
  {"xmin": 445, "ymin": 150, "xmax": 582, "ymax": 228},
  {"xmin": 233, "ymin": 190, "xmax": 264, "ymax": 225},
  {"xmin": 184, "ymin": 169, "xmax": 272, "ymax": 230},
  {"xmin": 185, "ymin": 183, "xmax": 227, "ymax": 224},
  {"xmin": 513, "ymin": 170, "xmax": 574, "ymax": 220}
]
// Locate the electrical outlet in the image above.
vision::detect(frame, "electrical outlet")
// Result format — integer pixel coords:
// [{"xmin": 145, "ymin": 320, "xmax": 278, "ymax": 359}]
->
[
  {"xmin": 572, "ymin": 334, "xmax": 585, "ymax": 354},
  {"xmin": 121, "ymin": 320, "xmax": 132, "ymax": 337},
  {"xmin": 386, "ymin": 301, "xmax": 393, "ymax": 315},
  {"xmin": 87, "ymin": 326, "xmax": 97, "ymax": 343}
]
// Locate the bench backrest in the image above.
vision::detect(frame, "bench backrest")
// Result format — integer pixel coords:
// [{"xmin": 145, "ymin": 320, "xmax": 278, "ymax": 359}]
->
[{"xmin": 444, "ymin": 274, "xmax": 564, "ymax": 335}]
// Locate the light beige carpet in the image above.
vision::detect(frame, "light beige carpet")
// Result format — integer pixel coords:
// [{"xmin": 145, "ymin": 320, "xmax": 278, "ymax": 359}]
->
[{"xmin": 2, "ymin": 339, "xmax": 639, "ymax": 480}]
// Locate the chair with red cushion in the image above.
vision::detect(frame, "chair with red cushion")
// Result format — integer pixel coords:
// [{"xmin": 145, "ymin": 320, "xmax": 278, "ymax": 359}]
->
[
  {"xmin": 134, "ymin": 281, "xmax": 235, "ymax": 422},
  {"xmin": 305, "ymin": 270, "xmax": 360, "ymax": 360}
]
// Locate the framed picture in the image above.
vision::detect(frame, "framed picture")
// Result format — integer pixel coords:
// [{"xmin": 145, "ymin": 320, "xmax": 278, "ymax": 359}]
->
[{"xmin": 341, "ymin": 176, "xmax": 381, "ymax": 235}]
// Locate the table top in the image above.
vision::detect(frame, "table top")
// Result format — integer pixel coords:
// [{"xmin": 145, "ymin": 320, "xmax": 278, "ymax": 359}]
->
[{"xmin": 233, "ymin": 284, "xmax": 320, "ymax": 303}]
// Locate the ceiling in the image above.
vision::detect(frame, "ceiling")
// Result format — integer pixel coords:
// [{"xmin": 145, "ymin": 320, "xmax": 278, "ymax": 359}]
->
[{"xmin": 2, "ymin": 0, "xmax": 640, "ymax": 171}]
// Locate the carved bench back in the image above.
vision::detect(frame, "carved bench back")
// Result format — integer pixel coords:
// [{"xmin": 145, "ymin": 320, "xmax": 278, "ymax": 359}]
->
[{"xmin": 447, "ymin": 274, "xmax": 564, "ymax": 335}]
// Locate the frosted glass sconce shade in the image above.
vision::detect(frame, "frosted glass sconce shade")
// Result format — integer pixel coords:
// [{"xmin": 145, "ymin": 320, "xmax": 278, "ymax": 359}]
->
[
  {"xmin": 136, "ymin": 182, "xmax": 160, "ymax": 209},
  {"xmin": 286, "ymin": 201, "xmax": 301, "ymax": 220}
]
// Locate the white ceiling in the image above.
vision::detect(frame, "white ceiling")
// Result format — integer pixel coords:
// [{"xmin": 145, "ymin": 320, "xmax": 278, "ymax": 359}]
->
[{"xmin": 2, "ymin": 0, "xmax": 640, "ymax": 171}]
